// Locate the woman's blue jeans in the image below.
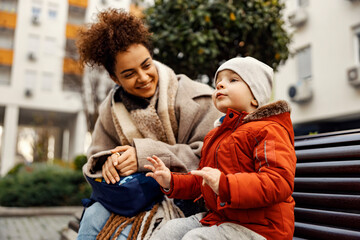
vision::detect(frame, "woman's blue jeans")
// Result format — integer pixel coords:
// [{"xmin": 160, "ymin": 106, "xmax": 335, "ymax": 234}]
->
[{"xmin": 76, "ymin": 202, "xmax": 132, "ymax": 240}]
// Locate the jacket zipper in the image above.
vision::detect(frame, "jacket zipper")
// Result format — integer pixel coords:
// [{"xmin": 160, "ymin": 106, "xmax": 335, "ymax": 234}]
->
[{"xmin": 213, "ymin": 114, "xmax": 243, "ymax": 199}]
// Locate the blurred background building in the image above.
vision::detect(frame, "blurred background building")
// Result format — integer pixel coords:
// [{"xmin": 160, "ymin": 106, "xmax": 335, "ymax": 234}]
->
[
  {"xmin": 0, "ymin": 0, "xmax": 135, "ymax": 176},
  {"xmin": 1, "ymin": 0, "xmax": 360, "ymax": 176},
  {"xmin": 275, "ymin": 0, "xmax": 360, "ymax": 135}
]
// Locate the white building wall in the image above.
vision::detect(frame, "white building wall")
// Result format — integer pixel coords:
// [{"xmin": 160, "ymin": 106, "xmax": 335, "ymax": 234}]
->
[
  {"xmin": 0, "ymin": 0, "xmax": 130, "ymax": 175},
  {"xmin": 275, "ymin": 0, "xmax": 360, "ymax": 124}
]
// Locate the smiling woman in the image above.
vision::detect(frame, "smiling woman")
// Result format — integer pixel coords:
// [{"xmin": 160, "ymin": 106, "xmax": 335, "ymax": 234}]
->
[
  {"xmin": 111, "ymin": 44, "xmax": 158, "ymax": 99},
  {"xmin": 75, "ymin": 8, "xmax": 222, "ymax": 240}
]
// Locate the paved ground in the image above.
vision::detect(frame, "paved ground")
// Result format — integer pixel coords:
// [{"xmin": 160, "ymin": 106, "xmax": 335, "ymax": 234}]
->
[
  {"xmin": 0, "ymin": 215, "xmax": 75, "ymax": 240},
  {"xmin": 0, "ymin": 206, "xmax": 82, "ymax": 240}
]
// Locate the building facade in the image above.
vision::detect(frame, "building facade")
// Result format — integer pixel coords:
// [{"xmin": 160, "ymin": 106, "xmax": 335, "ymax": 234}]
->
[
  {"xmin": 0, "ymin": 0, "xmax": 131, "ymax": 176},
  {"xmin": 275, "ymin": 0, "xmax": 360, "ymax": 135}
]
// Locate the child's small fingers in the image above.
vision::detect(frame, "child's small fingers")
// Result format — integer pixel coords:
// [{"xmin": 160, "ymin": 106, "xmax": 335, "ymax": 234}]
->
[
  {"xmin": 152, "ymin": 155, "xmax": 163, "ymax": 165},
  {"xmin": 144, "ymin": 164, "xmax": 155, "ymax": 172},
  {"xmin": 191, "ymin": 170, "xmax": 204, "ymax": 177},
  {"xmin": 154, "ymin": 170, "xmax": 167, "ymax": 177},
  {"xmin": 147, "ymin": 157, "xmax": 156, "ymax": 164},
  {"xmin": 145, "ymin": 172, "xmax": 154, "ymax": 178}
]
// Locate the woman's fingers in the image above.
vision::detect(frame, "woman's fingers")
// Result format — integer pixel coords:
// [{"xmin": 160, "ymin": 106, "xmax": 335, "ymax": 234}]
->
[
  {"xmin": 102, "ymin": 157, "xmax": 120, "ymax": 184},
  {"xmin": 110, "ymin": 145, "xmax": 130, "ymax": 154}
]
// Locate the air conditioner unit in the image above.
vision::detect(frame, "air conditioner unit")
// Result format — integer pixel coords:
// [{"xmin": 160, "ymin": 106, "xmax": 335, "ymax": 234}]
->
[
  {"xmin": 288, "ymin": 78, "xmax": 313, "ymax": 103},
  {"xmin": 25, "ymin": 89, "xmax": 33, "ymax": 98},
  {"xmin": 347, "ymin": 65, "xmax": 360, "ymax": 87},
  {"xmin": 28, "ymin": 52, "xmax": 37, "ymax": 61},
  {"xmin": 288, "ymin": 8, "xmax": 308, "ymax": 27},
  {"xmin": 31, "ymin": 15, "xmax": 40, "ymax": 25}
]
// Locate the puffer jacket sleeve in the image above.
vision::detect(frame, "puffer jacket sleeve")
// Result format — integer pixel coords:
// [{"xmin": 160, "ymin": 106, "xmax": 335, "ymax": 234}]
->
[
  {"xmin": 166, "ymin": 173, "xmax": 202, "ymax": 200},
  {"xmin": 222, "ymin": 123, "xmax": 296, "ymax": 209}
]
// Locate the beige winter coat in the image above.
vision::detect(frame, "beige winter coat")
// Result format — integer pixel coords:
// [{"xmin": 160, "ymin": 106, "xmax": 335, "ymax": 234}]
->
[{"xmin": 83, "ymin": 73, "xmax": 222, "ymax": 178}]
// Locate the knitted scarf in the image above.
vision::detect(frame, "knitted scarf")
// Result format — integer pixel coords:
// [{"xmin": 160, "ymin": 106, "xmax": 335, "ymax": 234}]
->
[
  {"xmin": 97, "ymin": 197, "xmax": 184, "ymax": 240},
  {"xmin": 111, "ymin": 61, "xmax": 179, "ymax": 146},
  {"xmin": 98, "ymin": 62, "xmax": 183, "ymax": 239}
]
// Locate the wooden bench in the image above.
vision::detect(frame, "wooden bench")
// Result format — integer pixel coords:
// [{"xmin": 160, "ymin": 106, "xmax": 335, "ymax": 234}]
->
[
  {"xmin": 292, "ymin": 129, "xmax": 360, "ymax": 240},
  {"xmin": 66, "ymin": 129, "xmax": 360, "ymax": 239}
]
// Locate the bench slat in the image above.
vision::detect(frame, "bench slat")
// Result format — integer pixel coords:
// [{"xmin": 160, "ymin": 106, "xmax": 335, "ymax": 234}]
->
[
  {"xmin": 294, "ymin": 207, "xmax": 360, "ymax": 230},
  {"xmin": 294, "ymin": 178, "xmax": 360, "ymax": 193},
  {"xmin": 295, "ymin": 160, "xmax": 360, "ymax": 176},
  {"xmin": 292, "ymin": 192, "xmax": 360, "ymax": 211},
  {"xmin": 295, "ymin": 133, "xmax": 360, "ymax": 149},
  {"xmin": 294, "ymin": 222, "xmax": 360, "ymax": 240},
  {"xmin": 295, "ymin": 145, "xmax": 360, "ymax": 162},
  {"xmin": 294, "ymin": 129, "xmax": 360, "ymax": 141}
]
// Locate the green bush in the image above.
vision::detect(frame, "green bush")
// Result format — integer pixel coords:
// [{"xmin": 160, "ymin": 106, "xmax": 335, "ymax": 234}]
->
[
  {"xmin": 0, "ymin": 163, "xmax": 91, "ymax": 207},
  {"xmin": 74, "ymin": 154, "xmax": 88, "ymax": 171}
]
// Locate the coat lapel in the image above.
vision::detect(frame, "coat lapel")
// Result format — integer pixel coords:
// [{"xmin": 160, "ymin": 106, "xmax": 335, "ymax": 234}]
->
[{"xmin": 176, "ymin": 75, "xmax": 211, "ymax": 143}]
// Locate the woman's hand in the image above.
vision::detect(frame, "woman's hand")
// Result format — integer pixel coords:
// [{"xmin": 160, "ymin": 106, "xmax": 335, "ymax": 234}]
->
[
  {"xmin": 191, "ymin": 167, "xmax": 221, "ymax": 195},
  {"xmin": 144, "ymin": 155, "xmax": 171, "ymax": 189},
  {"xmin": 102, "ymin": 145, "xmax": 138, "ymax": 184}
]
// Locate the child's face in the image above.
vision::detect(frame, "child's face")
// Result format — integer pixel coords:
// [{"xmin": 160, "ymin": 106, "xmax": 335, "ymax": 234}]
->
[{"xmin": 212, "ymin": 70, "xmax": 258, "ymax": 114}]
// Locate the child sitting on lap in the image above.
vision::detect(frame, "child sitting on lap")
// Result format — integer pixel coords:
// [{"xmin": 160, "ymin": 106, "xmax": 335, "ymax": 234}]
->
[{"xmin": 145, "ymin": 57, "xmax": 296, "ymax": 240}]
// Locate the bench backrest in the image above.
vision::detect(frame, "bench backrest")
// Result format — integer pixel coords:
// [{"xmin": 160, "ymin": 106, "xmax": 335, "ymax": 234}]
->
[{"xmin": 293, "ymin": 129, "xmax": 360, "ymax": 240}]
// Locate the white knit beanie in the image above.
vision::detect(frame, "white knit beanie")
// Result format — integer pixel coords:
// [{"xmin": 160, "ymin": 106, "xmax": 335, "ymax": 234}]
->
[{"xmin": 214, "ymin": 57, "xmax": 273, "ymax": 107}]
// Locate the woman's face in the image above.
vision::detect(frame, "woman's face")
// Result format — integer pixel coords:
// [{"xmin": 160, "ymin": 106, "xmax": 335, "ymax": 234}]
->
[{"xmin": 111, "ymin": 44, "xmax": 159, "ymax": 98}]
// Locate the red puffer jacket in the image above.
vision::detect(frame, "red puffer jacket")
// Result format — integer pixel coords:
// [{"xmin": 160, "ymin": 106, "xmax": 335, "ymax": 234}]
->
[{"xmin": 166, "ymin": 100, "xmax": 297, "ymax": 240}]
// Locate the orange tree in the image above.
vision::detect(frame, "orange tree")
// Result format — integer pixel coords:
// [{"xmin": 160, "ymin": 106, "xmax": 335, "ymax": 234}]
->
[{"xmin": 145, "ymin": 0, "xmax": 291, "ymax": 84}]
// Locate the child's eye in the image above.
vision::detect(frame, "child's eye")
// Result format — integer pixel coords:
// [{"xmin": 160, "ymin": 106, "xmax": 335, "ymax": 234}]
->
[{"xmin": 230, "ymin": 78, "xmax": 238, "ymax": 82}]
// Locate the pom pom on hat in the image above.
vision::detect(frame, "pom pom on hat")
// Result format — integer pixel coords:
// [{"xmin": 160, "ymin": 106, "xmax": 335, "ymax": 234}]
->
[{"xmin": 214, "ymin": 57, "xmax": 273, "ymax": 107}]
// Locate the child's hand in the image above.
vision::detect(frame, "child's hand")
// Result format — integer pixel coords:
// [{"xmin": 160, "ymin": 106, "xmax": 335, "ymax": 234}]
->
[
  {"xmin": 144, "ymin": 155, "xmax": 171, "ymax": 189},
  {"xmin": 191, "ymin": 167, "xmax": 221, "ymax": 195}
]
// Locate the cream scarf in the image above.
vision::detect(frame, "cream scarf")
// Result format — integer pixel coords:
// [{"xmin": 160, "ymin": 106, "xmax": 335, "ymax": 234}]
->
[{"xmin": 111, "ymin": 61, "xmax": 179, "ymax": 146}]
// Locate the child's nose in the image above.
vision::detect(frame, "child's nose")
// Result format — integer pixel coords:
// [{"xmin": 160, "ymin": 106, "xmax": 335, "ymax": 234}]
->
[{"xmin": 216, "ymin": 81, "xmax": 224, "ymax": 89}]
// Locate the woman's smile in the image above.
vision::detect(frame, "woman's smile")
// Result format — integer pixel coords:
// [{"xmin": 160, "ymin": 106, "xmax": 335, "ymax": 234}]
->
[{"xmin": 137, "ymin": 81, "xmax": 153, "ymax": 89}]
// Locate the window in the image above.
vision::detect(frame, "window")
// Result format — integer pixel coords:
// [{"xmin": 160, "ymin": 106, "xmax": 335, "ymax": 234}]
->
[
  {"xmin": 41, "ymin": 72, "xmax": 53, "ymax": 91},
  {"xmin": 48, "ymin": 9, "xmax": 57, "ymax": 19},
  {"xmin": 354, "ymin": 26, "xmax": 360, "ymax": 64},
  {"xmin": 44, "ymin": 37, "xmax": 56, "ymax": 55},
  {"xmin": 298, "ymin": 0, "xmax": 309, "ymax": 7},
  {"xmin": 0, "ymin": 66, "xmax": 11, "ymax": 85},
  {"xmin": 48, "ymin": 2, "xmax": 58, "ymax": 20},
  {"xmin": 25, "ymin": 70, "xmax": 37, "ymax": 91},
  {"xmin": 32, "ymin": 6, "xmax": 41, "ymax": 16},
  {"xmin": 28, "ymin": 34, "xmax": 40, "ymax": 60},
  {"xmin": 296, "ymin": 46, "xmax": 312, "ymax": 81},
  {"xmin": 31, "ymin": 0, "xmax": 42, "ymax": 24}
]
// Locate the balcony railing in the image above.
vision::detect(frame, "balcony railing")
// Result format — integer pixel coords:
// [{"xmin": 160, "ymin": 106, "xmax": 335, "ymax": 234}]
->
[
  {"xmin": 0, "ymin": 48, "xmax": 13, "ymax": 66},
  {"xmin": 63, "ymin": 57, "xmax": 83, "ymax": 76},
  {"xmin": 0, "ymin": 11, "xmax": 17, "ymax": 29},
  {"xmin": 66, "ymin": 24, "xmax": 80, "ymax": 39},
  {"xmin": 68, "ymin": 0, "xmax": 88, "ymax": 8}
]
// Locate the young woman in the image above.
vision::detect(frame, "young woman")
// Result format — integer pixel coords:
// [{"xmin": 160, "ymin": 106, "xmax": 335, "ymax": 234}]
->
[{"xmin": 76, "ymin": 8, "xmax": 221, "ymax": 240}]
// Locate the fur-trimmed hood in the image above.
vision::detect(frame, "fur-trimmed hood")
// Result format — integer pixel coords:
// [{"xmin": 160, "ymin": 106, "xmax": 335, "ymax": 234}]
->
[
  {"xmin": 214, "ymin": 100, "xmax": 292, "ymax": 128},
  {"xmin": 243, "ymin": 100, "xmax": 291, "ymax": 123}
]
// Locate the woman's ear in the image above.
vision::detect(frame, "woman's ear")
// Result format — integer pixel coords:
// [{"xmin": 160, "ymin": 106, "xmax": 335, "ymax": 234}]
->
[
  {"xmin": 110, "ymin": 75, "xmax": 120, "ymax": 86},
  {"xmin": 251, "ymin": 99, "xmax": 258, "ymax": 108}
]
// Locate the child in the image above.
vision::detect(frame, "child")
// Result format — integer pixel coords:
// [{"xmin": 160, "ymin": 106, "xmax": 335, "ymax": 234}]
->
[{"xmin": 144, "ymin": 57, "xmax": 296, "ymax": 240}]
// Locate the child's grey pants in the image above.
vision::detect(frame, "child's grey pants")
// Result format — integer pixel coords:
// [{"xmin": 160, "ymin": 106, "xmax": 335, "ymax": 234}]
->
[{"xmin": 150, "ymin": 212, "xmax": 266, "ymax": 240}]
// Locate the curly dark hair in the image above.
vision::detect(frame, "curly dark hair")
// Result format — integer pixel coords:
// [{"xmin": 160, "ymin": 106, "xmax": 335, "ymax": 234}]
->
[{"xmin": 76, "ymin": 8, "xmax": 152, "ymax": 77}]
